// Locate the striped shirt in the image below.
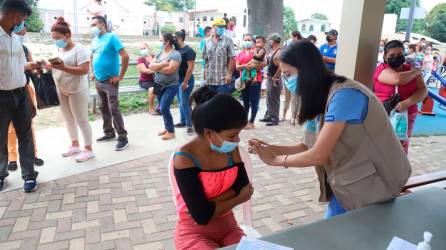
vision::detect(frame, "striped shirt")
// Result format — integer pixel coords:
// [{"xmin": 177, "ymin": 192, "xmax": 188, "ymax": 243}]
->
[{"xmin": 202, "ymin": 36, "xmax": 236, "ymax": 86}]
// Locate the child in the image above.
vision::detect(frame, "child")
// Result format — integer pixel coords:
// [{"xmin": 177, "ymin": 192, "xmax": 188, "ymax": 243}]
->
[{"xmin": 247, "ymin": 36, "xmax": 267, "ymax": 76}]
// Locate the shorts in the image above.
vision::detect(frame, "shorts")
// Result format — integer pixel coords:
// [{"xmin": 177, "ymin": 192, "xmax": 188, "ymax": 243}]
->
[
  {"xmin": 139, "ymin": 79, "xmax": 155, "ymax": 90},
  {"xmin": 261, "ymin": 79, "xmax": 267, "ymax": 90}
]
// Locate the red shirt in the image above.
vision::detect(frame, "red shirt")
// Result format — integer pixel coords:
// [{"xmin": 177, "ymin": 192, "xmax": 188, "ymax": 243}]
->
[
  {"xmin": 137, "ymin": 57, "xmax": 154, "ymax": 81},
  {"xmin": 373, "ymin": 63, "xmax": 418, "ymax": 115},
  {"xmin": 236, "ymin": 50, "xmax": 262, "ymax": 82}
]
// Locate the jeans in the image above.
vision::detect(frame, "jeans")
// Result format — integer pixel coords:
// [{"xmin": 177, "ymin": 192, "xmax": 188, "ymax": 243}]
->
[
  {"xmin": 95, "ymin": 80, "xmax": 128, "ymax": 140},
  {"xmin": 178, "ymin": 76, "xmax": 195, "ymax": 127},
  {"xmin": 207, "ymin": 84, "xmax": 235, "ymax": 94},
  {"xmin": 158, "ymin": 85, "xmax": 178, "ymax": 133},
  {"xmin": 0, "ymin": 87, "xmax": 38, "ymax": 180},
  {"xmin": 241, "ymin": 82, "xmax": 261, "ymax": 123}
]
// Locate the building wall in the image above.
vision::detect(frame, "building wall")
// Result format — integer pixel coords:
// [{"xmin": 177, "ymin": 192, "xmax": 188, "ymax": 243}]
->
[{"xmin": 299, "ymin": 20, "xmax": 331, "ymax": 36}]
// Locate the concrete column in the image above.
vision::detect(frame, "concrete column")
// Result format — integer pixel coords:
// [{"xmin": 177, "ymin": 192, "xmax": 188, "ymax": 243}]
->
[{"xmin": 335, "ymin": 0, "xmax": 386, "ymax": 88}]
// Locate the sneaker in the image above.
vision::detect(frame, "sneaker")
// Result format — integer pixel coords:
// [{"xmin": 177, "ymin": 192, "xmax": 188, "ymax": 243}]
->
[
  {"xmin": 174, "ymin": 123, "xmax": 186, "ymax": 128},
  {"xmin": 259, "ymin": 118, "xmax": 271, "ymax": 123},
  {"xmin": 23, "ymin": 178, "xmax": 37, "ymax": 193},
  {"xmin": 0, "ymin": 178, "xmax": 6, "ymax": 191},
  {"xmin": 266, "ymin": 121, "xmax": 279, "ymax": 126},
  {"xmin": 75, "ymin": 150, "xmax": 95, "ymax": 162},
  {"xmin": 187, "ymin": 127, "xmax": 194, "ymax": 135},
  {"xmin": 96, "ymin": 134, "xmax": 116, "ymax": 143},
  {"xmin": 62, "ymin": 146, "xmax": 81, "ymax": 157},
  {"xmin": 34, "ymin": 157, "xmax": 44, "ymax": 166},
  {"xmin": 162, "ymin": 132, "xmax": 175, "ymax": 140},
  {"xmin": 115, "ymin": 139, "xmax": 129, "ymax": 151},
  {"xmin": 7, "ymin": 161, "xmax": 18, "ymax": 171}
]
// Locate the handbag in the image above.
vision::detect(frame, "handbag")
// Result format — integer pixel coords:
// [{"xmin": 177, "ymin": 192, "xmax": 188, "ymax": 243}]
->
[
  {"xmin": 30, "ymin": 71, "xmax": 60, "ymax": 109},
  {"xmin": 383, "ymin": 87, "xmax": 400, "ymax": 116},
  {"xmin": 152, "ymin": 81, "xmax": 165, "ymax": 96}
]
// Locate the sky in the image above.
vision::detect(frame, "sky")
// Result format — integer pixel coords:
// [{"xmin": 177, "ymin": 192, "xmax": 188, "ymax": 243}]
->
[{"xmin": 195, "ymin": 0, "xmax": 444, "ymax": 29}]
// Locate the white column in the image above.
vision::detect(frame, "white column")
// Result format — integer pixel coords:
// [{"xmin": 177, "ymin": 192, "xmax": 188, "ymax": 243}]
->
[{"xmin": 335, "ymin": 0, "xmax": 387, "ymax": 88}]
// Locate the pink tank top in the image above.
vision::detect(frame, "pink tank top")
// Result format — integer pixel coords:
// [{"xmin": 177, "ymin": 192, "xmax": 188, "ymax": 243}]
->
[
  {"xmin": 373, "ymin": 63, "xmax": 418, "ymax": 115},
  {"xmin": 170, "ymin": 152, "xmax": 239, "ymax": 221}
]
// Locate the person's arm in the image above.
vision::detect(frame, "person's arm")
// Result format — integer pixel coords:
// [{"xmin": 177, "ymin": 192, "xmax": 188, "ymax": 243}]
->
[
  {"xmin": 158, "ymin": 60, "xmax": 180, "ymax": 75},
  {"xmin": 174, "ymin": 156, "xmax": 253, "ymax": 225},
  {"xmin": 252, "ymin": 122, "xmax": 346, "ymax": 167},
  {"xmin": 323, "ymin": 56, "xmax": 336, "ymax": 64},
  {"xmin": 182, "ymin": 60, "xmax": 195, "ymax": 86},
  {"xmin": 272, "ymin": 51, "xmax": 282, "ymax": 81},
  {"xmin": 136, "ymin": 62, "xmax": 155, "ymax": 75},
  {"xmin": 148, "ymin": 60, "xmax": 169, "ymax": 72},
  {"xmin": 378, "ymin": 67, "xmax": 422, "ymax": 86},
  {"xmin": 396, "ymin": 75, "xmax": 428, "ymax": 112},
  {"xmin": 89, "ymin": 54, "xmax": 95, "ymax": 81},
  {"xmin": 51, "ymin": 62, "xmax": 90, "ymax": 75},
  {"xmin": 118, "ymin": 48, "xmax": 129, "ymax": 79},
  {"xmin": 249, "ymin": 139, "xmax": 309, "ymax": 156}
]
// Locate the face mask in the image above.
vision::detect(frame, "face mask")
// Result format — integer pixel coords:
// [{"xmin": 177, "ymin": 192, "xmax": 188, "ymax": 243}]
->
[
  {"xmin": 210, "ymin": 133, "xmax": 239, "ymax": 153},
  {"xmin": 243, "ymin": 41, "xmax": 253, "ymax": 49},
  {"xmin": 387, "ymin": 55, "xmax": 405, "ymax": 69},
  {"xmin": 13, "ymin": 21, "xmax": 25, "ymax": 33},
  {"xmin": 90, "ymin": 27, "xmax": 101, "ymax": 37},
  {"xmin": 379, "ymin": 46, "xmax": 384, "ymax": 53},
  {"xmin": 215, "ymin": 27, "xmax": 225, "ymax": 37},
  {"xmin": 326, "ymin": 36, "xmax": 332, "ymax": 43},
  {"xmin": 55, "ymin": 39, "xmax": 67, "ymax": 48},
  {"xmin": 140, "ymin": 48, "xmax": 149, "ymax": 56},
  {"xmin": 160, "ymin": 42, "xmax": 166, "ymax": 50},
  {"xmin": 404, "ymin": 48, "xmax": 409, "ymax": 55},
  {"xmin": 283, "ymin": 74, "xmax": 298, "ymax": 94}
]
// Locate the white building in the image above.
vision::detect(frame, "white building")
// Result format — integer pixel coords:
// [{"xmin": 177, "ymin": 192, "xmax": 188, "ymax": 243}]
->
[
  {"xmin": 38, "ymin": 0, "xmax": 156, "ymax": 36},
  {"xmin": 297, "ymin": 18, "xmax": 331, "ymax": 37}
]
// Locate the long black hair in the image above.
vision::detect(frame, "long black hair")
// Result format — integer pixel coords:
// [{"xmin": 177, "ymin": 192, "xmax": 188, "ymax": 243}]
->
[
  {"xmin": 280, "ymin": 41, "xmax": 346, "ymax": 125},
  {"xmin": 190, "ymin": 86, "xmax": 247, "ymax": 135}
]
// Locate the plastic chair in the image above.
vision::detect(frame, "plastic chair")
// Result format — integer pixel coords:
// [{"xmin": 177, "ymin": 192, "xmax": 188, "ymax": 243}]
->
[{"xmin": 167, "ymin": 148, "xmax": 261, "ymax": 238}]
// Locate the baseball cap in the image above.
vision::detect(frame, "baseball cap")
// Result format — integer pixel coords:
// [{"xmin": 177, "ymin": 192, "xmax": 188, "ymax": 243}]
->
[
  {"xmin": 269, "ymin": 33, "xmax": 282, "ymax": 42},
  {"xmin": 212, "ymin": 18, "xmax": 226, "ymax": 27},
  {"xmin": 325, "ymin": 29, "xmax": 338, "ymax": 36}
]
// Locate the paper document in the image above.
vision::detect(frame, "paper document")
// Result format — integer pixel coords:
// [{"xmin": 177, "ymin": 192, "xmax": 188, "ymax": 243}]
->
[
  {"xmin": 236, "ymin": 236, "xmax": 294, "ymax": 250},
  {"xmin": 386, "ymin": 236, "xmax": 417, "ymax": 250}
]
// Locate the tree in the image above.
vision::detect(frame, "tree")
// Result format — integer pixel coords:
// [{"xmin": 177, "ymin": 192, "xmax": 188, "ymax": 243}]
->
[
  {"xmin": 425, "ymin": 3, "xmax": 446, "ymax": 42},
  {"xmin": 284, "ymin": 6, "xmax": 298, "ymax": 36},
  {"xmin": 384, "ymin": 0, "xmax": 425, "ymax": 34},
  {"xmin": 247, "ymin": 0, "xmax": 284, "ymax": 37},
  {"xmin": 0, "ymin": 0, "xmax": 43, "ymax": 32},
  {"xmin": 144, "ymin": 0, "xmax": 173, "ymax": 11},
  {"xmin": 167, "ymin": 0, "xmax": 194, "ymax": 11},
  {"xmin": 311, "ymin": 12, "xmax": 328, "ymax": 21}
]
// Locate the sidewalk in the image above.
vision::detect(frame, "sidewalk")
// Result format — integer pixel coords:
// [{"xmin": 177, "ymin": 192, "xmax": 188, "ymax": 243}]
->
[{"xmin": 1, "ymin": 105, "xmax": 446, "ymax": 249}]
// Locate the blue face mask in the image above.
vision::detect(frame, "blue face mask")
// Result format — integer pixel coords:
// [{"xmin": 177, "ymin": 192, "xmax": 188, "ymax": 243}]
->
[
  {"xmin": 243, "ymin": 41, "xmax": 253, "ymax": 49},
  {"xmin": 210, "ymin": 133, "xmax": 239, "ymax": 153},
  {"xmin": 283, "ymin": 74, "xmax": 299, "ymax": 94},
  {"xmin": 216, "ymin": 27, "xmax": 225, "ymax": 37},
  {"xmin": 90, "ymin": 27, "xmax": 101, "ymax": 37},
  {"xmin": 13, "ymin": 21, "xmax": 25, "ymax": 33},
  {"xmin": 160, "ymin": 42, "xmax": 165, "ymax": 50},
  {"xmin": 55, "ymin": 39, "xmax": 67, "ymax": 48}
]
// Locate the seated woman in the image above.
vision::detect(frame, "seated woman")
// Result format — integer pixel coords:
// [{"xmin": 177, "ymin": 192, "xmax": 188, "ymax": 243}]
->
[
  {"xmin": 136, "ymin": 43, "xmax": 159, "ymax": 115},
  {"xmin": 171, "ymin": 86, "xmax": 254, "ymax": 250}
]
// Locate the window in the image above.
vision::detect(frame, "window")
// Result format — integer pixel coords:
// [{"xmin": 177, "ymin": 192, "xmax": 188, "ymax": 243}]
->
[
  {"xmin": 309, "ymin": 25, "xmax": 314, "ymax": 32},
  {"xmin": 121, "ymin": 19, "xmax": 125, "ymax": 22},
  {"xmin": 53, "ymin": 16, "xmax": 57, "ymax": 20},
  {"xmin": 144, "ymin": 21, "xmax": 147, "ymax": 24},
  {"xmin": 210, "ymin": 17, "xmax": 214, "ymax": 21},
  {"xmin": 203, "ymin": 16, "xmax": 207, "ymax": 21},
  {"xmin": 321, "ymin": 25, "xmax": 326, "ymax": 32},
  {"xmin": 179, "ymin": 17, "xmax": 184, "ymax": 23},
  {"xmin": 243, "ymin": 15, "xmax": 246, "ymax": 27},
  {"xmin": 302, "ymin": 24, "xmax": 306, "ymax": 32}
]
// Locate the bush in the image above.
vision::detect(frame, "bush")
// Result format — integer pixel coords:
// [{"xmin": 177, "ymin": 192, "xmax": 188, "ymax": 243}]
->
[{"xmin": 161, "ymin": 23, "xmax": 177, "ymax": 34}]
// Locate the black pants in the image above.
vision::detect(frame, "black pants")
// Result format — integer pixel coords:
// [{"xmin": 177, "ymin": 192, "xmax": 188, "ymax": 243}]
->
[{"xmin": 0, "ymin": 88, "xmax": 38, "ymax": 180}]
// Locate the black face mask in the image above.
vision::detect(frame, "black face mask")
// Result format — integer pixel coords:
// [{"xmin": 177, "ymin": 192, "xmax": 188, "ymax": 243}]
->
[
  {"xmin": 387, "ymin": 55, "xmax": 405, "ymax": 68},
  {"xmin": 326, "ymin": 36, "xmax": 332, "ymax": 42}
]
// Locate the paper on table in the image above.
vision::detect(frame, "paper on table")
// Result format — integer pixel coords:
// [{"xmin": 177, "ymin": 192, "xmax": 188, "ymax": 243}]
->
[
  {"xmin": 236, "ymin": 236, "xmax": 294, "ymax": 250},
  {"xmin": 386, "ymin": 236, "xmax": 417, "ymax": 250}
]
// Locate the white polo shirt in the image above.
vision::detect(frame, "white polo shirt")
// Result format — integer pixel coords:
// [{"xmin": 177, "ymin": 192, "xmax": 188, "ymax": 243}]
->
[{"xmin": 0, "ymin": 25, "xmax": 27, "ymax": 90}]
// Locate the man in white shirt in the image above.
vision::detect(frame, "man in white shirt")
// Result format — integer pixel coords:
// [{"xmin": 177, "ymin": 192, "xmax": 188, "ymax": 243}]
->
[{"xmin": 0, "ymin": 0, "xmax": 40, "ymax": 192}]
